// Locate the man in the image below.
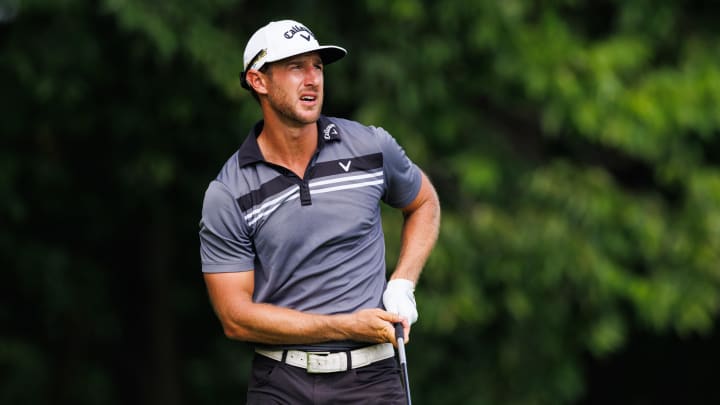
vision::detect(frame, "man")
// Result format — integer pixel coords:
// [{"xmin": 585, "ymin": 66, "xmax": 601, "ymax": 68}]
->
[{"xmin": 199, "ymin": 19, "xmax": 440, "ymax": 404}]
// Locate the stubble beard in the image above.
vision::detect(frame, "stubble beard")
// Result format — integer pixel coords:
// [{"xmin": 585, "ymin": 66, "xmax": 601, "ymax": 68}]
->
[{"xmin": 267, "ymin": 86, "xmax": 322, "ymax": 127}]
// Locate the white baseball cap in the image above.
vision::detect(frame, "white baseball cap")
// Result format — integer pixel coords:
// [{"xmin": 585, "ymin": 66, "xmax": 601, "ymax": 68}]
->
[{"xmin": 240, "ymin": 19, "xmax": 347, "ymax": 90}]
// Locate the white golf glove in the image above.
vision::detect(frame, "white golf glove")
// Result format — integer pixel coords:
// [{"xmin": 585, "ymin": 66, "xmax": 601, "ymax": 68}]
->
[{"xmin": 383, "ymin": 279, "xmax": 418, "ymax": 324}]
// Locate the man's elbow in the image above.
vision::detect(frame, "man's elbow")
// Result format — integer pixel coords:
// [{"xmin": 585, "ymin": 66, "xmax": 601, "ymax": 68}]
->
[
  {"xmin": 408, "ymin": 183, "xmax": 441, "ymax": 223},
  {"xmin": 220, "ymin": 320, "xmax": 252, "ymax": 341}
]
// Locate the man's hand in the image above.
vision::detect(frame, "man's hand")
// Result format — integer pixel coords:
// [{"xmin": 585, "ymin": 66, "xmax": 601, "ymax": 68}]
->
[
  {"xmin": 383, "ymin": 279, "xmax": 418, "ymax": 324},
  {"xmin": 346, "ymin": 308, "xmax": 407, "ymax": 346}
]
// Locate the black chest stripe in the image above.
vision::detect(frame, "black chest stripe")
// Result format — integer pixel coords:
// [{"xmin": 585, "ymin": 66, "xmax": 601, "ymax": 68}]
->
[
  {"xmin": 236, "ymin": 175, "xmax": 295, "ymax": 212},
  {"xmin": 312, "ymin": 153, "xmax": 383, "ymax": 178}
]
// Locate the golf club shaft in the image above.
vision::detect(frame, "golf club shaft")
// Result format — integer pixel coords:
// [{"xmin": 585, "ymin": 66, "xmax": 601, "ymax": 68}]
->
[{"xmin": 394, "ymin": 323, "xmax": 412, "ymax": 405}]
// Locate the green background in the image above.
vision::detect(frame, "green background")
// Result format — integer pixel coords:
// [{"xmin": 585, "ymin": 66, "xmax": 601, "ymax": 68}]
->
[{"xmin": 3, "ymin": 0, "xmax": 720, "ymax": 404}]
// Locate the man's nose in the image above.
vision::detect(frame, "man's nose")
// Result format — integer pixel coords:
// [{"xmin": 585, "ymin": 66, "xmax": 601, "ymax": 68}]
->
[{"xmin": 303, "ymin": 67, "xmax": 322, "ymax": 86}]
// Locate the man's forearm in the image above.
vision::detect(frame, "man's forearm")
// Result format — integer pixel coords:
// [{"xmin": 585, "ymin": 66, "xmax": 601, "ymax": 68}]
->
[
  {"xmin": 204, "ymin": 272, "xmax": 404, "ymax": 346},
  {"xmin": 217, "ymin": 299, "xmax": 402, "ymax": 346},
  {"xmin": 219, "ymin": 300, "xmax": 349, "ymax": 344},
  {"xmin": 391, "ymin": 173, "xmax": 441, "ymax": 283}
]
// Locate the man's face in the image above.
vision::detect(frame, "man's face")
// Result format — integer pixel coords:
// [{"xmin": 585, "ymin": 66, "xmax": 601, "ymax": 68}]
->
[{"xmin": 264, "ymin": 52, "xmax": 324, "ymax": 126}]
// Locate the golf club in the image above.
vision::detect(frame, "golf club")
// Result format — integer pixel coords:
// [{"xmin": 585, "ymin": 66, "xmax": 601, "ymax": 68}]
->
[{"xmin": 394, "ymin": 323, "xmax": 412, "ymax": 405}]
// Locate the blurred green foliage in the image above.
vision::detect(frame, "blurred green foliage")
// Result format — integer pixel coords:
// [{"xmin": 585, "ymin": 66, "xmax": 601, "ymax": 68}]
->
[{"xmin": 2, "ymin": 0, "xmax": 720, "ymax": 404}]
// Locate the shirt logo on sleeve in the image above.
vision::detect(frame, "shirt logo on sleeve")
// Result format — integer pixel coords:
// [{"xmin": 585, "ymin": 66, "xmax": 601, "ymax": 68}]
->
[{"xmin": 338, "ymin": 160, "xmax": 352, "ymax": 172}]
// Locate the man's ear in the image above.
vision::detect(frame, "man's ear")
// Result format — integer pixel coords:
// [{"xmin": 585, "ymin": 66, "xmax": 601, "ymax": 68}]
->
[{"xmin": 245, "ymin": 70, "xmax": 268, "ymax": 95}]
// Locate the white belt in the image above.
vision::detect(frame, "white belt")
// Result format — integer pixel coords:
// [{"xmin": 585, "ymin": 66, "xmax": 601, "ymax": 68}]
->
[{"xmin": 255, "ymin": 343, "xmax": 395, "ymax": 374}]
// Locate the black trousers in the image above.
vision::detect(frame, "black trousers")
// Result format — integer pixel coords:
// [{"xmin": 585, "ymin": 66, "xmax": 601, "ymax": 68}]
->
[{"xmin": 246, "ymin": 353, "xmax": 406, "ymax": 404}]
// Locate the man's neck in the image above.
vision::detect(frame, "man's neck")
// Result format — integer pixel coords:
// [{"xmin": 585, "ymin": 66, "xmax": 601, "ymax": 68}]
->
[{"xmin": 257, "ymin": 118, "xmax": 318, "ymax": 179}]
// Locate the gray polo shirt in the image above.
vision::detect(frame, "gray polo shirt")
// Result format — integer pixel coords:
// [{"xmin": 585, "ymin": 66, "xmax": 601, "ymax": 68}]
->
[{"xmin": 199, "ymin": 116, "xmax": 421, "ymax": 350}]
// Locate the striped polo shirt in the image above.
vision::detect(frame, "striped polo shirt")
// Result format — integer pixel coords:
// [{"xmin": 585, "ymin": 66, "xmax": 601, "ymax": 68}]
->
[{"xmin": 199, "ymin": 115, "xmax": 421, "ymax": 350}]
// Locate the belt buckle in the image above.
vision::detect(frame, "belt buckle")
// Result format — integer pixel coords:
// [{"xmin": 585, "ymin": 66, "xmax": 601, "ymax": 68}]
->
[{"xmin": 306, "ymin": 352, "xmax": 335, "ymax": 374}]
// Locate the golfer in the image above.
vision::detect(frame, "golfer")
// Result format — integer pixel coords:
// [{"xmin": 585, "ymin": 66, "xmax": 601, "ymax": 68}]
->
[{"xmin": 199, "ymin": 19, "xmax": 440, "ymax": 404}]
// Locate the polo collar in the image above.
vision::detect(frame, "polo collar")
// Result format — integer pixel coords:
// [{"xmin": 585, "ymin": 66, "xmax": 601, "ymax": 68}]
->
[{"xmin": 236, "ymin": 115, "xmax": 341, "ymax": 168}]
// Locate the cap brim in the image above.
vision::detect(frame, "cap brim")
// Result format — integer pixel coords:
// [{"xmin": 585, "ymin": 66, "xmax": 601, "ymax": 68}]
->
[{"xmin": 317, "ymin": 45, "xmax": 347, "ymax": 65}]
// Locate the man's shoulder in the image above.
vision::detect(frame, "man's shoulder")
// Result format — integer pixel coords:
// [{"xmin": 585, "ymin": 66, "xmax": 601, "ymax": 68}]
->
[
  {"xmin": 210, "ymin": 150, "xmax": 252, "ymax": 196},
  {"xmin": 214, "ymin": 150, "xmax": 241, "ymax": 180}
]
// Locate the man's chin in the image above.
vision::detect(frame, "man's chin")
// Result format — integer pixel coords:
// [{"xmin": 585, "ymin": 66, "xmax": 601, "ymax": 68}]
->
[
  {"xmin": 297, "ymin": 109, "xmax": 322, "ymax": 124},
  {"xmin": 274, "ymin": 103, "xmax": 323, "ymax": 127}
]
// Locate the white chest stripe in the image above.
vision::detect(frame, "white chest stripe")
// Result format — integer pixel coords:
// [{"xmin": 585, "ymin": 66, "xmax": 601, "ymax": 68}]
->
[
  {"xmin": 310, "ymin": 179, "xmax": 384, "ymax": 195},
  {"xmin": 310, "ymin": 171, "xmax": 383, "ymax": 188},
  {"xmin": 244, "ymin": 186, "xmax": 299, "ymax": 223}
]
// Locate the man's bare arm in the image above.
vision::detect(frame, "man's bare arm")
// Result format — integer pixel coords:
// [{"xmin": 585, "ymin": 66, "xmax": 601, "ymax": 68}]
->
[
  {"xmin": 203, "ymin": 271, "xmax": 406, "ymax": 346},
  {"xmin": 391, "ymin": 171, "xmax": 441, "ymax": 283}
]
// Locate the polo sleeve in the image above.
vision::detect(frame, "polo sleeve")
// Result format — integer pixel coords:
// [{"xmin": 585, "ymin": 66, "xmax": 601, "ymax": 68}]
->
[
  {"xmin": 199, "ymin": 180, "xmax": 255, "ymax": 273},
  {"xmin": 374, "ymin": 127, "xmax": 422, "ymax": 208}
]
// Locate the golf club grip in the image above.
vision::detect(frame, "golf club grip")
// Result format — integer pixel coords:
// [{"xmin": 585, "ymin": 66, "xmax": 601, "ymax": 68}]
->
[{"xmin": 394, "ymin": 323, "xmax": 404, "ymax": 342}]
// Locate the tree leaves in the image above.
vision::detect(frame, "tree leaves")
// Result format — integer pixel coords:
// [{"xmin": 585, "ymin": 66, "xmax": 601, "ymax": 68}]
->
[{"xmin": 4, "ymin": 0, "xmax": 720, "ymax": 404}]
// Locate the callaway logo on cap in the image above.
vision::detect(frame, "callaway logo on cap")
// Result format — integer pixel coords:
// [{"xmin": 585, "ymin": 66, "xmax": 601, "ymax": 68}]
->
[{"xmin": 240, "ymin": 19, "xmax": 347, "ymax": 90}]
